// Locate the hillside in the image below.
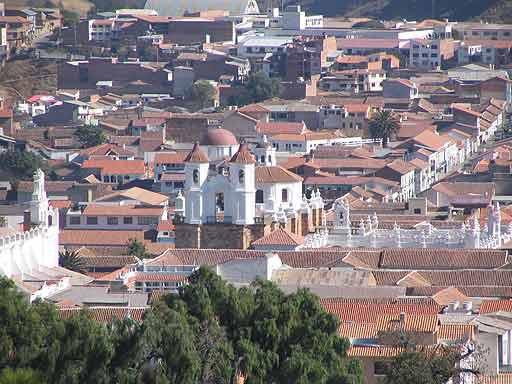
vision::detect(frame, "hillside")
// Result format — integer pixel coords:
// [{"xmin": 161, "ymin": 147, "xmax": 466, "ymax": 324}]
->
[{"xmin": 298, "ymin": 0, "xmax": 512, "ymax": 22}]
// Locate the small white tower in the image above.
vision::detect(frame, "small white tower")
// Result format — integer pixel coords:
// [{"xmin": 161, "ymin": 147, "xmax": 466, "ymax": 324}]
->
[
  {"xmin": 30, "ymin": 169, "xmax": 50, "ymax": 226},
  {"xmin": 184, "ymin": 142, "xmax": 209, "ymax": 225},
  {"xmin": 229, "ymin": 142, "xmax": 256, "ymax": 225},
  {"xmin": 254, "ymin": 135, "xmax": 276, "ymax": 166},
  {"xmin": 175, "ymin": 190, "xmax": 185, "ymax": 218}
]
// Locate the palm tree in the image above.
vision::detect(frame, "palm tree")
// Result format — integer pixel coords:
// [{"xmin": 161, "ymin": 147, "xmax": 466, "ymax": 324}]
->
[
  {"xmin": 58, "ymin": 249, "xmax": 86, "ymax": 273},
  {"xmin": 368, "ymin": 110, "xmax": 400, "ymax": 148}
]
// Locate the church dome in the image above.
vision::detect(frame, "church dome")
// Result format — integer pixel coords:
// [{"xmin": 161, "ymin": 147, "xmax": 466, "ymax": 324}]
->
[{"xmin": 201, "ymin": 129, "xmax": 238, "ymax": 146}]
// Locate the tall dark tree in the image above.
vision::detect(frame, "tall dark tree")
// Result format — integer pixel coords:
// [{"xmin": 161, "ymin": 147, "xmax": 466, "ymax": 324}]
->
[
  {"xmin": 127, "ymin": 238, "xmax": 151, "ymax": 259},
  {"xmin": 58, "ymin": 249, "xmax": 86, "ymax": 273},
  {"xmin": 368, "ymin": 110, "xmax": 400, "ymax": 147},
  {"xmin": 234, "ymin": 72, "xmax": 281, "ymax": 106},
  {"xmin": 74, "ymin": 125, "xmax": 107, "ymax": 148},
  {"xmin": 0, "ymin": 151, "xmax": 48, "ymax": 181},
  {"xmin": 187, "ymin": 80, "xmax": 217, "ymax": 111}
]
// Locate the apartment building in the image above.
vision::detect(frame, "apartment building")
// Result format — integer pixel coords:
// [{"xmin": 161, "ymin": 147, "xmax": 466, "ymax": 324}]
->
[
  {"xmin": 409, "ymin": 39, "xmax": 454, "ymax": 70},
  {"xmin": 320, "ymin": 69, "xmax": 386, "ymax": 93}
]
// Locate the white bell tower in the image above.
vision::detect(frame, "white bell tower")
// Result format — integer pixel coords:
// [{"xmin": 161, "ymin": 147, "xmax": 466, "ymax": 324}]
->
[
  {"xmin": 229, "ymin": 143, "xmax": 256, "ymax": 225},
  {"xmin": 184, "ymin": 142, "xmax": 209, "ymax": 225},
  {"xmin": 30, "ymin": 169, "xmax": 50, "ymax": 226},
  {"xmin": 254, "ymin": 135, "xmax": 276, "ymax": 166}
]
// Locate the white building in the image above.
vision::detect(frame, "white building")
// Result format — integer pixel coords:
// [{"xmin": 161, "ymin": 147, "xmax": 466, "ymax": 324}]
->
[
  {"xmin": 0, "ymin": 170, "xmax": 59, "ymax": 278},
  {"xmin": 319, "ymin": 198, "xmax": 510, "ymax": 250},
  {"xmin": 238, "ymin": 36, "xmax": 292, "ymax": 60},
  {"xmin": 320, "ymin": 69, "xmax": 386, "ymax": 93},
  {"xmin": 182, "ymin": 141, "xmax": 308, "ymax": 225}
]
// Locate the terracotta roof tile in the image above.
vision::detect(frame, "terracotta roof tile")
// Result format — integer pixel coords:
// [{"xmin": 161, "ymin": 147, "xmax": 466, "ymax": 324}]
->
[
  {"xmin": 58, "ymin": 307, "xmax": 146, "ymax": 323},
  {"xmin": 154, "ymin": 151, "xmax": 188, "ymax": 164},
  {"xmin": 379, "ymin": 249, "xmax": 508, "ymax": 270},
  {"xmin": 437, "ymin": 324, "xmax": 474, "ymax": 341},
  {"xmin": 80, "ymin": 143, "xmax": 134, "ymax": 157},
  {"xmin": 238, "ymin": 104, "xmax": 270, "ymax": 113},
  {"xmin": 479, "ymin": 374, "xmax": 512, "ymax": 384},
  {"xmin": 256, "ymin": 121, "xmax": 306, "ymax": 135},
  {"xmin": 255, "ymin": 166, "xmax": 302, "ymax": 183},
  {"xmin": 347, "ymin": 346, "xmax": 405, "ymax": 357},
  {"xmin": 80, "ymin": 255, "xmax": 138, "ymax": 268},
  {"xmin": 252, "ymin": 228, "xmax": 304, "ymax": 246},
  {"xmin": 94, "ymin": 187, "xmax": 168, "ymax": 206},
  {"xmin": 431, "ymin": 287, "xmax": 470, "ymax": 306},
  {"xmin": 184, "ymin": 142, "xmax": 209, "ymax": 163},
  {"xmin": 385, "ymin": 159, "xmax": 416, "ymax": 174},
  {"xmin": 82, "ymin": 159, "xmax": 145, "ymax": 175},
  {"xmin": 480, "ymin": 300, "xmax": 512, "ymax": 314},
  {"xmin": 60, "ymin": 230, "xmax": 145, "ymax": 246},
  {"xmin": 230, "ymin": 142, "xmax": 256, "ymax": 164}
]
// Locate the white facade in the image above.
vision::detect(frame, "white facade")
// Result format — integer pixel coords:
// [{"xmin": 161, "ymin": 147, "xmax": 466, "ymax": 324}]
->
[
  {"xmin": 0, "ymin": 169, "xmax": 59, "ymax": 278},
  {"xmin": 317, "ymin": 199, "xmax": 510, "ymax": 250},
  {"xmin": 409, "ymin": 39, "xmax": 442, "ymax": 70}
]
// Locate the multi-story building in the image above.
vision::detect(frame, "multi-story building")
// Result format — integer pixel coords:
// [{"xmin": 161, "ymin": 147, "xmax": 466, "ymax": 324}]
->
[
  {"xmin": 409, "ymin": 39, "xmax": 454, "ymax": 70},
  {"xmin": 0, "ymin": 16, "xmax": 31, "ymax": 50},
  {"xmin": 457, "ymin": 40, "xmax": 512, "ymax": 67},
  {"xmin": 454, "ymin": 22, "xmax": 512, "ymax": 41},
  {"xmin": 88, "ymin": 19, "xmax": 114, "ymax": 42},
  {"xmin": 320, "ymin": 69, "xmax": 386, "ymax": 93}
]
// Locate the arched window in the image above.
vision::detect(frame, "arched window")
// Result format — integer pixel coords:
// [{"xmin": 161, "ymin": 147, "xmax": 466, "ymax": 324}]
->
[
  {"xmin": 268, "ymin": 155, "xmax": 272, "ymax": 163},
  {"xmin": 193, "ymin": 169, "xmax": 199, "ymax": 184},
  {"xmin": 239, "ymin": 169, "xmax": 245, "ymax": 183},
  {"xmin": 256, "ymin": 189, "xmax": 264, "ymax": 204},
  {"xmin": 281, "ymin": 188, "xmax": 288, "ymax": 203},
  {"xmin": 260, "ymin": 155, "xmax": 265, "ymax": 163}
]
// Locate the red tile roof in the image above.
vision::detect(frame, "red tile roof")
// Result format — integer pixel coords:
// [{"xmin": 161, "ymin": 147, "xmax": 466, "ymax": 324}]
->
[
  {"xmin": 479, "ymin": 299, "xmax": 512, "ymax": 314},
  {"xmin": 58, "ymin": 307, "xmax": 146, "ymax": 323},
  {"xmin": 256, "ymin": 121, "xmax": 306, "ymax": 135},
  {"xmin": 230, "ymin": 142, "xmax": 256, "ymax": 164},
  {"xmin": 60, "ymin": 230, "xmax": 145, "ymax": 246},
  {"xmin": 252, "ymin": 228, "xmax": 304, "ymax": 246},
  {"xmin": 255, "ymin": 166, "xmax": 303, "ymax": 183},
  {"xmin": 154, "ymin": 151, "xmax": 188, "ymax": 164},
  {"xmin": 184, "ymin": 141, "xmax": 209, "ymax": 163},
  {"xmin": 82, "ymin": 159, "xmax": 145, "ymax": 175},
  {"xmin": 437, "ymin": 324, "xmax": 474, "ymax": 341}
]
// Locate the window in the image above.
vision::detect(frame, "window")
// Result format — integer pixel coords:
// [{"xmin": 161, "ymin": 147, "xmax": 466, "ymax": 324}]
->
[
  {"xmin": 107, "ymin": 217, "xmax": 118, "ymax": 225},
  {"xmin": 430, "ymin": 44, "xmax": 438, "ymax": 49},
  {"xmin": 414, "ymin": 208, "xmax": 421, "ymax": 214},
  {"xmin": 431, "ymin": 53, "xmax": 438, "ymax": 58},
  {"xmin": 422, "ymin": 53, "xmax": 428, "ymax": 58},
  {"xmin": 256, "ymin": 189, "xmax": 264, "ymax": 204},
  {"xmin": 174, "ymin": 181, "xmax": 184, "ymax": 189},
  {"xmin": 374, "ymin": 361, "xmax": 389, "ymax": 375},
  {"xmin": 412, "ymin": 53, "xmax": 419, "ymax": 58},
  {"xmin": 193, "ymin": 169, "xmax": 199, "ymax": 184},
  {"xmin": 70, "ymin": 216, "xmax": 80, "ymax": 225},
  {"xmin": 260, "ymin": 155, "xmax": 265, "ymax": 163},
  {"xmin": 123, "ymin": 216, "xmax": 133, "ymax": 225},
  {"xmin": 86, "ymin": 216, "xmax": 98, "ymax": 225},
  {"xmin": 239, "ymin": 169, "xmax": 245, "ymax": 183},
  {"xmin": 281, "ymin": 188, "xmax": 288, "ymax": 202},
  {"xmin": 138, "ymin": 216, "xmax": 159, "ymax": 225}
]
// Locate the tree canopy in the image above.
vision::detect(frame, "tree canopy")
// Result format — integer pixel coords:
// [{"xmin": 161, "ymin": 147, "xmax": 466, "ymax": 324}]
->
[
  {"xmin": 0, "ymin": 150, "xmax": 49, "ymax": 181},
  {"xmin": 0, "ymin": 268, "xmax": 363, "ymax": 384},
  {"xmin": 368, "ymin": 110, "xmax": 400, "ymax": 147},
  {"xmin": 74, "ymin": 125, "xmax": 107, "ymax": 148},
  {"xmin": 127, "ymin": 238, "xmax": 151, "ymax": 259},
  {"xmin": 231, "ymin": 72, "xmax": 281, "ymax": 106},
  {"xmin": 187, "ymin": 80, "xmax": 217, "ymax": 111},
  {"xmin": 58, "ymin": 249, "xmax": 87, "ymax": 273}
]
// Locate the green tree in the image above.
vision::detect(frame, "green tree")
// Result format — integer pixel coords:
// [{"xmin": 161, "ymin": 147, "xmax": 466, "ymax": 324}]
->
[
  {"xmin": 368, "ymin": 110, "xmax": 400, "ymax": 147},
  {"xmin": 127, "ymin": 238, "xmax": 151, "ymax": 259},
  {"xmin": 187, "ymin": 80, "xmax": 217, "ymax": 111},
  {"xmin": 236, "ymin": 72, "xmax": 281, "ymax": 106},
  {"xmin": 0, "ymin": 151, "xmax": 48, "ymax": 181},
  {"xmin": 74, "ymin": 125, "xmax": 107, "ymax": 148},
  {"xmin": 58, "ymin": 249, "xmax": 86, "ymax": 273},
  {"xmin": 0, "ymin": 368, "xmax": 43, "ymax": 384}
]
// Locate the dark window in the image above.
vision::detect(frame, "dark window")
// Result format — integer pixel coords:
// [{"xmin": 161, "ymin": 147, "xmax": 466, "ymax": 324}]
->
[
  {"xmin": 256, "ymin": 189, "xmax": 264, "ymax": 204},
  {"xmin": 193, "ymin": 169, "xmax": 199, "ymax": 184},
  {"xmin": 281, "ymin": 189, "xmax": 288, "ymax": 202},
  {"xmin": 107, "ymin": 217, "xmax": 118, "ymax": 225},
  {"xmin": 86, "ymin": 216, "xmax": 98, "ymax": 225},
  {"xmin": 414, "ymin": 208, "xmax": 421, "ymax": 214},
  {"xmin": 374, "ymin": 361, "xmax": 389, "ymax": 375},
  {"xmin": 70, "ymin": 216, "xmax": 80, "ymax": 225},
  {"xmin": 239, "ymin": 169, "xmax": 245, "ymax": 183},
  {"xmin": 123, "ymin": 217, "xmax": 133, "ymax": 225}
]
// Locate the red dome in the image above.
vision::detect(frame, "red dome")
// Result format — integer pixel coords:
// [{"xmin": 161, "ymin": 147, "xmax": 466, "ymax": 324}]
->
[{"xmin": 201, "ymin": 129, "xmax": 238, "ymax": 146}]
